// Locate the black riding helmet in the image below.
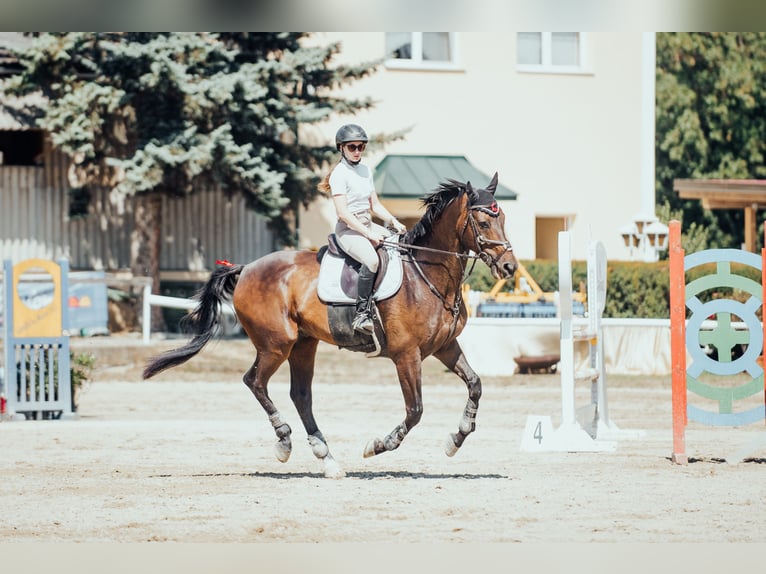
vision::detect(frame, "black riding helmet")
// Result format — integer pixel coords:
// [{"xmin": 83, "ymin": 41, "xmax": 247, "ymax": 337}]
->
[{"xmin": 335, "ymin": 124, "xmax": 368, "ymax": 151}]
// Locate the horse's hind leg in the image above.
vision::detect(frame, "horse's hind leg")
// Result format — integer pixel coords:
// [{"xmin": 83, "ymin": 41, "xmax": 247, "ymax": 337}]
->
[
  {"xmin": 243, "ymin": 351, "xmax": 293, "ymax": 463},
  {"xmin": 288, "ymin": 337, "xmax": 345, "ymax": 478},
  {"xmin": 435, "ymin": 340, "xmax": 482, "ymax": 457}
]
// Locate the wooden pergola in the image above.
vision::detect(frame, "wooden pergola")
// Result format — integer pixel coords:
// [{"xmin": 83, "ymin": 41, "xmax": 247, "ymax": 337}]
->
[{"xmin": 673, "ymin": 178, "xmax": 766, "ymax": 252}]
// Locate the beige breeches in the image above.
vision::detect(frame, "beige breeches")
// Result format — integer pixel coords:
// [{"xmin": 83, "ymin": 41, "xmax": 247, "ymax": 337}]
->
[{"xmin": 334, "ymin": 211, "xmax": 390, "ymax": 272}]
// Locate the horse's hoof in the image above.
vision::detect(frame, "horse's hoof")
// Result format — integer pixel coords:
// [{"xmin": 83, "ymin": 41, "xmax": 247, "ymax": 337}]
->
[
  {"xmin": 323, "ymin": 457, "xmax": 346, "ymax": 479},
  {"xmin": 363, "ymin": 438, "xmax": 383, "ymax": 458},
  {"xmin": 274, "ymin": 440, "xmax": 292, "ymax": 463},
  {"xmin": 444, "ymin": 433, "xmax": 459, "ymax": 457}
]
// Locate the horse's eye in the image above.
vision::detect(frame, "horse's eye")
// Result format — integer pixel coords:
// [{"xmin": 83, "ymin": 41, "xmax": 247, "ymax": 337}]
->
[{"xmin": 479, "ymin": 221, "xmax": 491, "ymax": 230}]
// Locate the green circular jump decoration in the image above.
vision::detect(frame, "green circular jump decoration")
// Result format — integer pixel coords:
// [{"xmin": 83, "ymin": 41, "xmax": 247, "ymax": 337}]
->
[{"xmin": 684, "ymin": 249, "xmax": 765, "ymax": 426}]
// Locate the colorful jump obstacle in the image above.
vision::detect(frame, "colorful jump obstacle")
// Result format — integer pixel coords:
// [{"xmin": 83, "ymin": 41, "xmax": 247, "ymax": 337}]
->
[
  {"xmin": 669, "ymin": 220, "xmax": 766, "ymax": 464},
  {"xmin": 521, "ymin": 231, "xmax": 643, "ymax": 452},
  {"xmin": 2, "ymin": 259, "xmax": 73, "ymax": 420}
]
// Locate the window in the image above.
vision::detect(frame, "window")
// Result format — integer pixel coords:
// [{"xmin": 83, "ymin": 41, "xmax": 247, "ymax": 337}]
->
[
  {"xmin": 385, "ymin": 33, "xmax": 460, "ymax": 71},
  {"xmin": 517, "ymin": 32, "xmax": 589, "ymax": 74}
]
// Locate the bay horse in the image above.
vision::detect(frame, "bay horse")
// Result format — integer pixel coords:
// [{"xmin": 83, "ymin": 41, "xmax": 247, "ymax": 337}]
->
[{"xmin": 143, "ymin": 173, "xmax": 517, "ymax": 477}]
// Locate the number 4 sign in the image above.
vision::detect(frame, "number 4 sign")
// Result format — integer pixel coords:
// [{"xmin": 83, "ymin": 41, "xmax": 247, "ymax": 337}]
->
[
  {"xmin": 520, "ymin": 415, "xmax": 556, "ymax": 452},
  {"xmin": 519, "ymin": 414, "xmax": 617, "ymax": 452}
]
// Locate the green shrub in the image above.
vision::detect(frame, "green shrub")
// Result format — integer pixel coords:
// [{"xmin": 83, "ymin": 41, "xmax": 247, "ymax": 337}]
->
[
  {"xmin": 70, "ymin": 351, "xmax": 96, "ymax": 410},
  {"xmin": 464, "ymin": 259, "xmax": 762, "ymax": 319}
]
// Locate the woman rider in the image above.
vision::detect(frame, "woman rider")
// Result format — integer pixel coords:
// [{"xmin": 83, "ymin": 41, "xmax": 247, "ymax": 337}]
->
[{"xmin": 318, "ymin": 124, "xmax": 406, "ymax": 334}]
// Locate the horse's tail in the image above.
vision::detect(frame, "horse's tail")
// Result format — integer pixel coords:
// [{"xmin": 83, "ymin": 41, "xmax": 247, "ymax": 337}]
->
[{"xmin": 142, "ymin": 264, "xmax": 244, "ymax": 379}]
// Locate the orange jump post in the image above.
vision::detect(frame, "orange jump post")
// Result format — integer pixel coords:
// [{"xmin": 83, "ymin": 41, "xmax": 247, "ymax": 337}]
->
[{"xmin": 669, "ymin": 220, "xmax": 687, "ymax": 464}]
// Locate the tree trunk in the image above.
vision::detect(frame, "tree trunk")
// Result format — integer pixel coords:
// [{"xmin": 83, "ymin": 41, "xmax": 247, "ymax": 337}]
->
[{"xmin": 131, "ymin": 192, "xmax": 166, "ymax": 332}]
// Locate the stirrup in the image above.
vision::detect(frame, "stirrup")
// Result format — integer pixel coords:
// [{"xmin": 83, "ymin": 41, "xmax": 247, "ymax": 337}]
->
[{"xmin": 352, "ymin": 312, "xmax": 374, "ymax": 335}]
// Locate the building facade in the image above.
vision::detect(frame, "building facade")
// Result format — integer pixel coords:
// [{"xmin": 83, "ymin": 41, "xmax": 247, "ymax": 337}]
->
[{"xmin": 299, "ymin": 32, "xmax": 651, "ymax": 262}]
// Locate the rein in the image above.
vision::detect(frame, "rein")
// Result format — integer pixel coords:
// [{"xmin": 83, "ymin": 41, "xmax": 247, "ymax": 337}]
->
[
  {"xmin": 380, "ymin": 239, "xmax": 479, "ymax": 259},
  {"xmin": 381, "ymin": 204, "xmax": 514, "ymax": 337},
  {"xmin": 380, "ymin": 209, "xmax": 514, "ymax": 261}
]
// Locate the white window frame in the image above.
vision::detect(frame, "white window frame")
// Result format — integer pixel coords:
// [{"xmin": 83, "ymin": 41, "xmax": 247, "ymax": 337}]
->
[
  {"xmin": 516, "ymin": 32, "xmax": 591, "ymax": 75},
  {"xmin": 384, "ymin": 32, "xmax": 462, "ymax": 72}
]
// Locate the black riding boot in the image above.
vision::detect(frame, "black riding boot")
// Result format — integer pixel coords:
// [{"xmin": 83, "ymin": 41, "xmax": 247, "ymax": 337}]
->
[{"xmin": 352, "ymin": 265, "xmax": 376, "ymax": 335}]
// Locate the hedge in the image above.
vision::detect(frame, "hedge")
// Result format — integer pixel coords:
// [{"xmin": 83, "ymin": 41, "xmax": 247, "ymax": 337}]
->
[{"xmin": 464, "ymin": 259, "xmax": 762, "ymax": 319}]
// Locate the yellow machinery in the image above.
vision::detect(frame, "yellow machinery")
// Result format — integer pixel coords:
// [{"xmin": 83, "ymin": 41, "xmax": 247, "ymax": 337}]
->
[
  {"xmin": 466, "ymin": 262, "xmax": 586, "ymax": 318},
  {"xmin": 486, "ymin": 262, "xmax": 586, "ymax": 304}
]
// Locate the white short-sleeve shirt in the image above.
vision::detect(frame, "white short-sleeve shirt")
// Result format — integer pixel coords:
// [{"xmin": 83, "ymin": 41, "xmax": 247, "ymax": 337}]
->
[{"xmin": 329, "ymin": 158, "xmax": 375, "ymax": 214}]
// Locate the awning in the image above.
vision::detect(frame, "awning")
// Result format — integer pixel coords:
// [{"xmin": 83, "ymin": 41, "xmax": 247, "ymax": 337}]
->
[
  {"xmin": 374, "ymin": 154, "xmax": 517, "ymax": 200},
  {"xmin": 673, "ymin": 178, "xmax": 766, "ymax": 252}
]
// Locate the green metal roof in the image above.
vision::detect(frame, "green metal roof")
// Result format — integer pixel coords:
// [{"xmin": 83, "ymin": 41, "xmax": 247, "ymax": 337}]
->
[{"xmin": 373, "ymin": 154, "xmax": 517, "ymax": 200}]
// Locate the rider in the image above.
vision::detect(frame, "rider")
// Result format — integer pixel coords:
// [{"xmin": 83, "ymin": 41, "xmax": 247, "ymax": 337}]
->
[{"xmin": 319, "ymin": 123, "xmax": 406, "ymax": 335}]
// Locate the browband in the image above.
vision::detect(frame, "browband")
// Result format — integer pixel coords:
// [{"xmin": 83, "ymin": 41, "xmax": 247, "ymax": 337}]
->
[{"xmin": 471, "ymin": 201, "xmax": 500, "ymax": 217}]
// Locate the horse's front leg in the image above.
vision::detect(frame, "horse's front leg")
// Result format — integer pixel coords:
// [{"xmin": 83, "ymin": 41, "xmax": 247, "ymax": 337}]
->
[
  {"xmin": 363, "ymin": 351, "xmax": 423, "ymax": 458},
  {"xmin": 435, "ymin": 340, "xmax": 481, "ymax": 457}
]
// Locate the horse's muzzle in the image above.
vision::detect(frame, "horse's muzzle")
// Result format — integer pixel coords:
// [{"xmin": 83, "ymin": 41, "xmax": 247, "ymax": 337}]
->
[
  {"xmin": 499, "ymin": 261, "xmax": 518, "ymax": 279},
  {"xmin": 490, "ymin": 258, "xmax": 517, "ymax": 280}
]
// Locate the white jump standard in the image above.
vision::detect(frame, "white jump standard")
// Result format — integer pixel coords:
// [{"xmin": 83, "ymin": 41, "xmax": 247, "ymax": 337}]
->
[{"xmin": 520, "ymin": 231, "xmax": 644, "ymax": 453}]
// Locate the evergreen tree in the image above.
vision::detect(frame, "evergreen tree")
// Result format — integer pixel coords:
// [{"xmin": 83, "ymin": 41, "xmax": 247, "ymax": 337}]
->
[
  {"xmin": 656, "ymin": 32, "xmax": 766, "ymax": 249},
  {"xmin": 1, "ymin": 32, "xmax": 396, "ymax": 324}
]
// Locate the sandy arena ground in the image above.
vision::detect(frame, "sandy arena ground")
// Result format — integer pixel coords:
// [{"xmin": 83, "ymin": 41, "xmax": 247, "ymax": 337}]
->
[{"xmin": 1, "ymin": 333, "xmax": 765, "ymax": 548}]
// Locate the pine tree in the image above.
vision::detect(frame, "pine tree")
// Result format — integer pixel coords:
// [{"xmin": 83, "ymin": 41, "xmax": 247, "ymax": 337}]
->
[{"xmin": 1, "ymin": 32, "xmax": 395, "ymax": 327}]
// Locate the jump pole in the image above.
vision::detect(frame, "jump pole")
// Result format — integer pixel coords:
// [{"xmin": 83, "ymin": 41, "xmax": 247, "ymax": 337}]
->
[{"xmin": 669, "ymin": 220, "xmax": 687, "ymax": 464}]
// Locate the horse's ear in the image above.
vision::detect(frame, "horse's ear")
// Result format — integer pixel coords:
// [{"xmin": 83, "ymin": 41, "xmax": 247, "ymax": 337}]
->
[
  {"xmin": 466, "ymin": 181, "xmax": 480, "ymax": 203},
  {"xmin": 486, "ymin": 172, "xmax": 499, "ymax": 195}
]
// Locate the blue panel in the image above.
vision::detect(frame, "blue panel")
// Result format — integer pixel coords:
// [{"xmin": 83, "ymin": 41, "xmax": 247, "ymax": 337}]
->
[
  {"xmin": 685, "ymin": 248, "xmax": 762, "ymax": 271},
  {"xmin": 688, "ymin": 404, "xmax": 766, "ymax": 426},
  {"xmin": 68, "ymin": 271, "xmax": 108, "ymax": 334}
]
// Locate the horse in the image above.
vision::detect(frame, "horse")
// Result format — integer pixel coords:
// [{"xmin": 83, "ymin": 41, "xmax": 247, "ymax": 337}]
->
[{"xmin": 143, "ymin": 173, "xmax": 518, "ymax": 477}]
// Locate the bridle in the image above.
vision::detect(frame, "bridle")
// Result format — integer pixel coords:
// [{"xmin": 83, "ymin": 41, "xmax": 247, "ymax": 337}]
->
[
  {"xmin": 380, "ymin": 197, "xmax": 514, "ymax": 335},
  {"xmin": 382, "ymin": 200, "xmax": 514, "ymax": 266},
  {"xmin": 464, "ymin": 202, "xmax": 514, "ymax": 269}
]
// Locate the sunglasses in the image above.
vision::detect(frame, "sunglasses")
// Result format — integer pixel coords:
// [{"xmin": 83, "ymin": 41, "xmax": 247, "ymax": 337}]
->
[{"xmin": 344, "ymin": 143, "xmax": 366, "ymax": 152}]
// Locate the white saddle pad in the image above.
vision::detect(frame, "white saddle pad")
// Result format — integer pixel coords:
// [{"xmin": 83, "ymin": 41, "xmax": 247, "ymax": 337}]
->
[{"xmin": 317, "ymin": 238, "xmax": 404, "ymax": 304}]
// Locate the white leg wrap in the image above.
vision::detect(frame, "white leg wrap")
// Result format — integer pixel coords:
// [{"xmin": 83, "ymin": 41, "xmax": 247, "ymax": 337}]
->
[
  {"xmin": 458, "ymin": 399, "xmax": 478, "ymax": 434},
  {"xmin": 308, "ymin": 434, "xmax": 329, "ymax": 459},
  {"xmin": 269, "ymin": 412, "xmax": 288, "ymax": 429},
  {"xmin": 383, "ymin": 424, "xmax": 407, "ymax": 451},
  {"xmin": 269, "ymin": 412, "xmax": 291, "ymax": 463}
]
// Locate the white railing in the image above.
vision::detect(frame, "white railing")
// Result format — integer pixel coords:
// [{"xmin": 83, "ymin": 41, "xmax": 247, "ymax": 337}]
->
[{"xmin": 141, "ymin": 284, "xmax": 237, "ymax": 344}]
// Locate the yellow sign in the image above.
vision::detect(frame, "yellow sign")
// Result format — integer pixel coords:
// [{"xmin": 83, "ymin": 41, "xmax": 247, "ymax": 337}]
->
[{"xmin": 12, "ymin": 258, "xmax": 63, "ymax": 338}]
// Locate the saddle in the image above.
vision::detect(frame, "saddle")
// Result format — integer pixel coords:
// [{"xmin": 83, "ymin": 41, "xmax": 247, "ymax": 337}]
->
[{"xmin": 316, "ymin": 234, "xmax": 403, "ymax": 304}]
